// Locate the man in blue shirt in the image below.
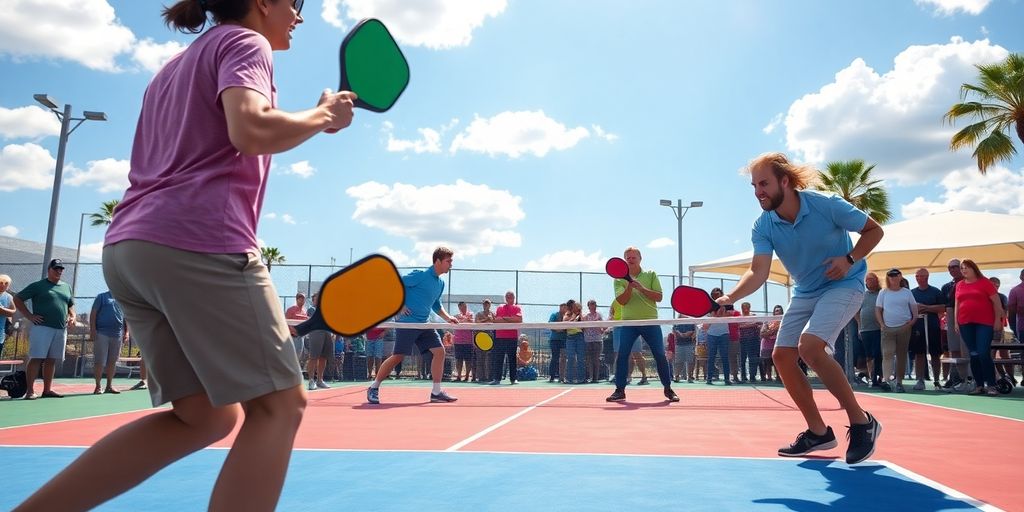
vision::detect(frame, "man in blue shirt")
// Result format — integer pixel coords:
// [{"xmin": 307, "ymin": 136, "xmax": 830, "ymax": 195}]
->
[
  {"xmin": 0, "ymin": 274, "xmax": 15, "ymax": 357},
  {"xmin": 367, "ymin": 247, "xmax": 459, "ymax": 404},
  {"xmin": 717, "ymin": 153, "xmax": 884, "ymax": 464},
  {"xmin": 91, "ymin": 290, "xmax": 128, "ymax": 394}
]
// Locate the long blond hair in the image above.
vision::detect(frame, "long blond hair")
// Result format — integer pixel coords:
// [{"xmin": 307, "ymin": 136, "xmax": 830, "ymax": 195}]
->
[{"xmin": 746, "ymin": 152, "xmax": 818, "ymax": 190}]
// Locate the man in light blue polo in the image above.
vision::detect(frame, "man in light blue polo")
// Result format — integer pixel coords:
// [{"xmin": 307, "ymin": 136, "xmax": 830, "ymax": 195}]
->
[
  {"xmin": 716, "ymin": 153, "xmax": 884, "ymax": 464},
  {"xmin": 367, "ymin": 247, "xmax": 459, "ymax": 404}
]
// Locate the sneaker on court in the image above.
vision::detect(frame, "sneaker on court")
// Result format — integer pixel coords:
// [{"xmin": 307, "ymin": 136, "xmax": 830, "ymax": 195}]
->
[
  {"xmin": 778, "ymin": 427, "xmax": 837, "ymax": 457},
  {"xmin": 430, "ymin": 390, "xmax": 458, "ymax": 403},
  {"xmin": 912, "ymin": 380, "xmax": 925, "ymax": 391},
  {"xmin": 130, "ymin": 381, "xmax": 147, "ymax": 391},
  {"xmin": 879, "ymin": 381, "xmax": 892, "ymax": 392},
  {"xmin": 846, "ymin": 411, "xmax": 882, "ymax": 464},
  {"xmin": 316, "ymin": 381, "xmax": 331, "ymax": 389},
  {"xmin": 366, "ymin": 387, "xmax": 380, "ymax": 404},
  {"xmin": 606, "ymin": 389, "xmax": 626, "ymax": 402},
  {"xmin": 307, "ymin": 380, "xmax": 316, "ymax": 391},
  {"xmin": 637, "ymin": 377, "xmax": 649, "ymax": 385},
  {"xmin": 895, "ymin": 383, "xmax": 906, "ymax": 393},
  {"xmin": 664, "ymin": 388, "xmax": 680, "ymax": 402}
]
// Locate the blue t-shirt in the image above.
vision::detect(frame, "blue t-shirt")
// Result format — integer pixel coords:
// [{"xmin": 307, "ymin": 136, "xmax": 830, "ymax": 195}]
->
[
  {"xmin": 911, "ymin": 285, "xmax": 943, "ymax": 334},
  {"xmin": 397, "ymin": 266, "xmax": 445, "ymax": 323},
  {"xmin": 548, "ymin": 311, "xmax": 566, "ymax": 341},
  {"xmin": 0, "ymin": 292, "xmax": 11, "ymax": 337},
  {"xmin": 92, "ymin": 291, "xmax": 125, "ymax": 337},
  {"xmin": 752, "ymin": 190, "xmax": 868, "ymax": 298}
]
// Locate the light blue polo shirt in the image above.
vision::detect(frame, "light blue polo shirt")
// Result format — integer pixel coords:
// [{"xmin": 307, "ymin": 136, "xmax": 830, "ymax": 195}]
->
[
  {"xmin": 397, "ymin": 266, "xmax": 445, "ymax": 323},
  {"xmin": 752, "ymin": 190, "xmax": 868, "ymax": 298}
]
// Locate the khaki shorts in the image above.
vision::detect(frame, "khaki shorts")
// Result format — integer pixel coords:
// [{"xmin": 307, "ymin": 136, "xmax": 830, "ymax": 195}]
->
[
  {"xmin": 307, "ymin": 331, "xmax": 335, "ymax": 359},
  {"xmin": 103, "ymin": 240, "xmax": 301, "ymax": 407}
]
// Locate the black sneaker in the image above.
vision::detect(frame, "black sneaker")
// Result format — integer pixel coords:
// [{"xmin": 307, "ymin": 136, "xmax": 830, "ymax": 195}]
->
[
  {"xmin": 366, "ymin": 387, "xmax": 380, "ymax": 404},
  {"xmin": 846, "ymin": 412, "xmax": 882, "ymax": 464},
  {"xmin": 637, "ymin": 377, "xmax": 649, "ymax": 385},
  {"xmin": 430, "ymin": 391, "xmax": 458, "ymax": 403},
  {"xmin": 879, "ymin": 381, "xmax": 892, "ymax": 392},
  {"xmin": 778, "ymin": 427, "xmax": 837, "ymax": 457},
  {"xmin": 664, "ymin": 388, "xmax": 680, "ymax": 402},
  {"xmin": 606, "ymin": 389, "xmax": 626, "ymax": 402}
]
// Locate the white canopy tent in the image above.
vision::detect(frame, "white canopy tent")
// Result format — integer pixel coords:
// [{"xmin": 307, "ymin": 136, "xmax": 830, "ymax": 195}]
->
[{"xmin": 688, "ymin": 210, "xmax": 1024, "ymax": 286}]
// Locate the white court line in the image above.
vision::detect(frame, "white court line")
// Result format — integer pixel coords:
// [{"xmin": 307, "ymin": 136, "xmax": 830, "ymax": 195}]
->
[
  {"xmin": 445, "ymin": 388, "xmax": 575, "ymax": 452},
  {"xmin": 878, "ymin": 460, "xmax": 1004, "ymax": 512},
  {"xmin": 0, "ymin": 384, "xmax": 360, "ymax": 432},
  {"xmin": 858, "ymin": 391, "xmax": 1024, "ymax": 423}
]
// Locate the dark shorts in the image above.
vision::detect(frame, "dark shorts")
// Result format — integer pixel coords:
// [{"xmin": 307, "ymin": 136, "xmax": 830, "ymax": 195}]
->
[
  {"xmin": 453, "ymin": 343, "xmax": 473, "ymax": 361},
  {"xmin": 910, "ymin": 322, "xmax": 942, "ymax": 356},
  {"xmin": 394, "ymin": 328, "xmax": 443, "ymax": 356}
]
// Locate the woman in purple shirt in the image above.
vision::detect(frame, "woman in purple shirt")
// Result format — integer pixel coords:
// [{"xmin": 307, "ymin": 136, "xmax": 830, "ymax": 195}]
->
[{"xmin": 15, "ymin": 1, "xmax": 355, "ymax": 511}]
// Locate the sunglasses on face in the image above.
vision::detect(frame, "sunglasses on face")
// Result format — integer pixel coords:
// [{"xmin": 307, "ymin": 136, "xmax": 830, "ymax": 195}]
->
[
  {"xmin": 293, "ymin": 0, "xmax": 303, "ymax": 14},
  {"xmin": 51, "ymin": 267, "xmax": 65, "ymax": 272}
]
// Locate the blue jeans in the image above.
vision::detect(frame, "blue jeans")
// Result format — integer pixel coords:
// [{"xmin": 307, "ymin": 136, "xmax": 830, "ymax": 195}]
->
[
  {"xmin": 739, "ymin": 336, "xmax": 759, "ymax": 380},
  {"xmin": 614, "ymin": 325, "xmax": 671, "ymax": 389},
  {"xmin": 959, "ymin": 323, "xmax": 996, "ymax": 387},
  {"xmin": 548, "ymin": 337, "xmax": 565, "ymax": 378},
  {"xmin": 706, "ymin": 333, "xmax": 730, "ymax": 382},
  {"xmin": 565, "ymin": 333, "xmax": 586, "ymax": 383},
  {"xmin": 860, "ymin": 330, "xmax": 882, "ymax": 383}
]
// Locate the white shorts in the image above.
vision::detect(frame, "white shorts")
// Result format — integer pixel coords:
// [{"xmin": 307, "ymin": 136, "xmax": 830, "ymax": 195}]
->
[{"xmin": 776, "ymin": 287, "xmax": 863, "ymax": 352}]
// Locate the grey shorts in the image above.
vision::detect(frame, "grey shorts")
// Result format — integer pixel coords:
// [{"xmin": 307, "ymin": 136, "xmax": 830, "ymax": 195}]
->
[
  {"xmin": 777, "ymin": 287, "xmax": 863, "ymax": 352},
  {"xmin": 307, "ymin": 331, "xmax": 335, "ymax": 360},
  {"xmin": 94, "ymin": 333, "xmax": 123, "ymax": 366},
  {"xmin": 28, "ymin": 325, "xmax": 66, "ymax": 360},
  {"xmin": 103, "ymin": 240, "xmax": 301, "ymax": 407}
]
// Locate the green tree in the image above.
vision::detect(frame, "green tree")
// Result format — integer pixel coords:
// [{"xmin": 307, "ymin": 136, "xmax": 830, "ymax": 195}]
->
[
  {"xmin": 89, "ymin": 199, "xmax": 120, "ymax": 226},
  {"xmin": 944, "ymin": 53, "xmax": 1024, "ymax": 175},
  {"xmin": 260, "ymin": 246, "xmax": 286, "ymax": 272},
  {"xmin": 814, "ymin": 159, "xmax": 892, "ymax": 224}
]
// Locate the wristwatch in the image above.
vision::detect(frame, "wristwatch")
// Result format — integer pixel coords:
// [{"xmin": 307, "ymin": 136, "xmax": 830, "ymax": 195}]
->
[{"xmin": 845, "ymin": 253, "xmax": 856, "ymax": 265}]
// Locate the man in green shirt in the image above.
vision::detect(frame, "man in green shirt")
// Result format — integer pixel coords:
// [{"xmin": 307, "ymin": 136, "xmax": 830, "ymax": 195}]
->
[
  {"xmin": 13, "ymin": 259, "xmax": 76, "ymax": 399},
  {"xmin": 606, "ymin": 247, "xmax": 679, "ymax": 403}
]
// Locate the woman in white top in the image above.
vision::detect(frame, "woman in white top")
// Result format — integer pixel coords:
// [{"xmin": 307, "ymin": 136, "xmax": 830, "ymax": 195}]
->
[{"xmin": 875, "ymin": 268, "xmax": 919, "ymax": 392}]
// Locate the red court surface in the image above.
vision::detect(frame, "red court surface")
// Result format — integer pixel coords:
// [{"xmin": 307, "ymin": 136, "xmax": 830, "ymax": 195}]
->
[{"xmin": 2, "ymin": 385, "xmax": 1021, "ymax": 510}]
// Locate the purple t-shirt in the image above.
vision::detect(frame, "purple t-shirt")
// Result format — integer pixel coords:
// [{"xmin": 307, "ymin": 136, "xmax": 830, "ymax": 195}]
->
[{"xmin": 106, "ymin": 25, "xmax": 276, "ymax": 254}]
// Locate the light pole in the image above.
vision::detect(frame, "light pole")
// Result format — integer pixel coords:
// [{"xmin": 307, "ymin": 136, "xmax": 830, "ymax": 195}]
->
[
  {"xmin": 659, "ymin": 199, "xmax": 703, "ymax": 286},
  {"xmin": 71, "ymin": 212, "xmax": 89, "ymax": 299},
  {"xmin": 34, "ymin": 94, "xmax": 107, "ymax": 278}
]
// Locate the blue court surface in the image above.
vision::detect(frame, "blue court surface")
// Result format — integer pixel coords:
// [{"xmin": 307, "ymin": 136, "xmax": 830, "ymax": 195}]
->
[{"xmin": 0, "ymin": 447, "xmax": 990, "ymax": 511}]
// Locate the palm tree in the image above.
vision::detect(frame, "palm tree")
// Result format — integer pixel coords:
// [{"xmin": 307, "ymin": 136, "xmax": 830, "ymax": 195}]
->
[
  {"xmin": 260, "ymin": 246, "xmax": 286, "ymax": 272},
  {"xmin": 944, "ymin": 53, "xmax": 1024, "ymax": 175},
  {"xmin": 90, "ymin": 199, "xmax": 120, "ymax": 226},
  {"xmin": 814, "ymin": 159, "xmax": 892, "ymax": 224}
]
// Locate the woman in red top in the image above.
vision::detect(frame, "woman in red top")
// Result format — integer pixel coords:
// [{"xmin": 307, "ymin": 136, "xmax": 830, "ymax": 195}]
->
[{"xmin": 954, "ymin": 259, "xmax": 1005, "ymax": 396}]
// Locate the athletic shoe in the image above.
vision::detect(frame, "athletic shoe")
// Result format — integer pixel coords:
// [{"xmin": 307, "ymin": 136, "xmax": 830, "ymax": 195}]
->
[
  {"xmin": 664, "ymin": 388, "xmax": 680, "ymax": 402},
  {"xmin": 778, "ymin": 427, "xmax": 837, "ymax": 457},
  {"xmin": 986, "ymin": 387, "xmax": 999, "ymax": 396},
  {"xmin": 895, "ymin": 383, "xmax": 906, "ymax": 393},
  {"xmin": 606, "ymin": 389, "xmax": 626, "ymax": 402},
  {"xmin": 879, "ymin": 381, "xmax": 892, "ymax": 392},
  {"xmin": 366, "ymin": 387, "xmax": 380, "ymax": 404},
  {"xmin": 912, "ymin": 380, "xmax": 925, "ymax": 391},
  {"xmin": 489, "ymin": 380, "xmax": 501, "ymax": 385},
  {"xmin": 638, "ymin": 377, "xmax": 649, "ymax": 385},
  {"xmin": 104, "ymin": 387, "xmax": 120, "ymax": 394},
  {"xmin": 846, "ymin": 412, "xmax": 882, "ymax": 464},
  {"xmin": 130, "ymin": 381, "xmax": 147, "ymax": 390},
  {"xmin": 307, "ymin": 380, "xmax": 316, "ymax": 391},
  {"xmin": 430, "ymin": 391, "xmax": 458, "ymax": 403},
  {"xmin": 316, "ymin": 381, "xmax": 331, "ymax": 389}
]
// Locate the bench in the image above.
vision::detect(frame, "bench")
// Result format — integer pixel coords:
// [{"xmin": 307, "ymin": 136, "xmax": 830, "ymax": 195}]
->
[
  {"xmin": 0, "ymin": 359, "xmax": 22, "ymax": 375},
  {"xmin": 117, "ymin": 357, "xmax": 143, "ymax": 379}
]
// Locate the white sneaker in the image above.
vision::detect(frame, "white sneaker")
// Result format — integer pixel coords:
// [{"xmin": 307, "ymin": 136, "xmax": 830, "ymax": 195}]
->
[
  {"xmin": 316, "ymin": 380, "xmax": 331, "ymax": 389},
  {"xmin": 912, "ymin": 380, "xmax": 925, "ymax": 391},
  {"xmin": 307, "ymin": 380, "xmax": 316, "ymax": 391}
]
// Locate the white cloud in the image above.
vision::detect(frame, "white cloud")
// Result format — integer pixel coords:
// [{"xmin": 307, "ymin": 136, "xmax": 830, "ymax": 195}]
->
[
  {"xmin": 79, "ymin": 241, "xmax": 104, "ymax": 261},
  {"xmin": 647, "ymin": 237, "xmax": 675, "ymax": 249},
  {"xmin": 525, "ymin": 250, "xmax": 604, "ymax": 271},
  {"xmin": 783, "ymin": 37, "xmax": 1008, "ymax": 185},
  {"xmin": 346, "ymin": 179, "xmax": 524, "ymax": 259},
  {"xmin": 263, "ymin": 213, "xmax": 278, "ymax": 220},
  {"xmin": 387, "ymin": 127, "xmax": 443, "ymax": 154},
  {"xmin": 901, "ymin": 165, "xmax": 1024, "ymax": 218},
  {"xmin": 263, "ymin": 212, "xmax": 298, "ymax": 224},
  {"xmin": 762, "ymin": 113, "xmax": 783, "ymax": 135},
  {"xmin": 591, "ymin": 125, "xmax": 619, "ymax": 142},
  {"xmin": 0, "ymin": 0, "xmax": 135, "ymax": 72},
  {"xmin": 321, "ymin": 0, "xmax": 506, "ymax": 49},
  {"xmin": 131, "ymin": 38, "xmax": 185, "ymax": 73},
  {"xmin": 0, "ymin": 225, "xmax": 18, "ymax": 237},
  {"xmin": 915, "ymin": 0, "xmax": 991, "ymax": 16},
  {"xmin": 0, "ymin": 106, "xmax": 60, "ymax": 140},
  {"xmin": 283, "ymin": 160, "xmax": 316, "ymax": 178},
  {"xmin": 65, "ymin": 158, "xmax": 129, "ymax": 193},
  {"xmin": 450, "ymin": 110, "xmax": 594, "ymax": 158},
  {"xmin": 281, "ymin": 214, "xmax": 297, "ymax": 225},
  {"xmin": 376, "ymin": 246, "xmax": 420, "ymax": 267},
  {"xmin": 0, "ymin": 143, "xmax": 55, "ymax": 191}
]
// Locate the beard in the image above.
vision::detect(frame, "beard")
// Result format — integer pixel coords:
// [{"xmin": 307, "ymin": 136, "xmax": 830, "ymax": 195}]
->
[{"xmin": 760, "ymin": 188, "xmax": 784, "ymax": 211}]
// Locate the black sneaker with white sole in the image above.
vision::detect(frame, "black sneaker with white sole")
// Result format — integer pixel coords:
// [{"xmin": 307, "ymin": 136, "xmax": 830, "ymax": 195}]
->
[
  {"xmin": 778, "ymin": 427, "xmax": 837, "ymax": 457},
  {"xmin": 664, "ymin": 388, "xmax": 680, "ymax": 402},
  {"xmin": 606, "ymin": 389, "xmax": 626, "ymax": 402},
  {"xmin": 430, "ymin": 391, "xmax": 458, "ymax": 403},
  {"xmin": 846, "ymin": 411, "xmax": 882, "ymax": 464}
]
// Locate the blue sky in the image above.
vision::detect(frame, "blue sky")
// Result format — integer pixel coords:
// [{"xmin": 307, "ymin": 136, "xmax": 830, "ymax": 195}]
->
[{"xmin": 1, "ymin": 0, "xmax": 1022, "ymax": 296}]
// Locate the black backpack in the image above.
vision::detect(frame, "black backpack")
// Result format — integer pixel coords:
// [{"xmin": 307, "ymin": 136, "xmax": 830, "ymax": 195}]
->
[{"xmin": 1, "ymin": 370, "xmax": 27, "ymax": 399}]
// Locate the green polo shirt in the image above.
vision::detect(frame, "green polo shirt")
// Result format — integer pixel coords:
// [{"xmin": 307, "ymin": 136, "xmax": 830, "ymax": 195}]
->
[
  {"xmin": 17, "ymin": 279, "xmax": 74, "ymax": 330},
  {"xmin": 614, "ymin": 270, "xmax": 662, "ymax": 320}
]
